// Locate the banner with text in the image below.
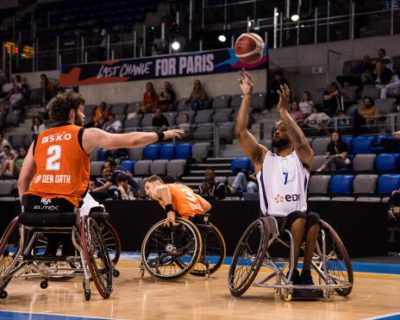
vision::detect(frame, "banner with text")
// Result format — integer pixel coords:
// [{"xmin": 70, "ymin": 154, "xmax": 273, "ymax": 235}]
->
[{"xmin": 59, "ymin": 48, "xmax": 268, "ymax": 86}]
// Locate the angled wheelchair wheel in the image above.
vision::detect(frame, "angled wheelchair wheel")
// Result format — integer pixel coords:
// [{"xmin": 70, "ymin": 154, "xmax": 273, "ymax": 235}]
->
[
  {"xmin": 190, "ymin": 223, "xmax": 226, "ymax": 277},
  {"xmin": 100, "ymin": 221, "xmax": 121, "ymax": 268},
  {"xmin": 81, "ymin": 217, "xmax": 113, "ymax": 299},
  {"xmin": 315, "ymin": 220, "xmax": 353, "ymax": 296},
  {"xmin": 141, "ymin": 218, "xmax": 202, "ymax": 279},
  {"xmin": 0, "ymin": 218, "xmax": 20, "ymax": 285},
  {"xmin": 228, "ymin": 217, "xmax": 269, "ymax": 297}
]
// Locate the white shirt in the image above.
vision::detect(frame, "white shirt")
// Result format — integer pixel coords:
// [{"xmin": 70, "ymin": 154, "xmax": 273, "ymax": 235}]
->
[
  {"xmin": 257, "ymin": 151, "xmax": 309, "ymax": 217},
  {"xmin": 299, "ymin": 100, "xmax": 313, "ymax": 115},
  {"xmin": 384, "ymin": 55, "xmax": 394, "ymax": 72}
]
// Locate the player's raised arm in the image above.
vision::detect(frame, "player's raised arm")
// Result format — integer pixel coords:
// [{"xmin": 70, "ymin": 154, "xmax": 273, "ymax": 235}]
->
[
  {"xmin": 235, "ymin": 70, "xmax": 267, "ymax": 172},
  {"xmin": 277, "ymin": 84, "xmax": 313, "ymax": 170},
  {"xmin": 82, "ymin": 128, "xmax": 184, "ymax": 153}
]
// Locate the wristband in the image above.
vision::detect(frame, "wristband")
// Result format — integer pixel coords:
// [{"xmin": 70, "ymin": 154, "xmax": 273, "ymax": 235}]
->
[
  {"xmin": 165, "ymin": 204, "xmax": 173, "ymax": 213},
  {"xmin": 156, "ymin": 130, "xmax": 165, "ymax": 142}
]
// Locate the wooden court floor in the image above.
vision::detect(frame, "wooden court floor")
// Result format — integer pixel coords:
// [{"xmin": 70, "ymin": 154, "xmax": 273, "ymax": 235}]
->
[{"xmin": 0, "ymin": 261, "xmax": 399, "ymax": 320}]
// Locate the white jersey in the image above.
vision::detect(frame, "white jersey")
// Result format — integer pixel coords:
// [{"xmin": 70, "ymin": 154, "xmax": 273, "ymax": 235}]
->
[{"xmin": 257, "ymin": 151, "xmax": 309, "ymax": 217}]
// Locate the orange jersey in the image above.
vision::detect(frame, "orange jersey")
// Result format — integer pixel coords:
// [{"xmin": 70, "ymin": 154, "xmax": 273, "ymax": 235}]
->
[
  {"xmin": 26, "ymin": 123, "xmax": 90, "ymax": 207},
  {"xmin": 160, "ymin": 183, "xmax": 208, "ymax": 218}
]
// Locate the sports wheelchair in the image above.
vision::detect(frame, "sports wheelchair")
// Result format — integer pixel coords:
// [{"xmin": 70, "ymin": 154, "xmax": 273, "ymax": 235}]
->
[
  {"xmin": 0, "ymin": 208, "xmax": 114, "ymax": 301},
  {"xmin": 140, "ymin": 214, "xmax": 226, "ymax": 279},
  {"xmin": 228, "ymin": 215, "xmax": 353, "ymax": 301}
]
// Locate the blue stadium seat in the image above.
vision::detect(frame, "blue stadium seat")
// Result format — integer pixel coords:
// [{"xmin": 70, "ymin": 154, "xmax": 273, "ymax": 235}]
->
[
  {"xmin": 176, "ymin": 143, "xmax": 192, "ymax": 160},
  {"xmin": 342, "ymin": 136, "xmax": 353, "ymax": 154},
  {"xmin": 120, "ymin": 160, "xmax": 136, "ymax": 174},
  {"xmin": 231, "ymin": 157, "xmax": 252, "ymax": 174},
  {"xmin": 160, "ymin": 144, "xmax": 176, "ymax": 160},
  {"xmin": 97, "ymin": 148, "xmax": 107, "ymax": 161},
  {"xmin": 329, "ymin": 175, "xmax": 354, "ymax": 194},
  {"xmin": 375, "ymin": 153, "xmax": 399, "ymax": 171},
  {"xmin": 143, "ymin": 144, "xmax": 161, "ymax": 160},
  {"xmin": 378, "ymin": 174, "xmax": 400, "ymax": 194},
  {"xmin": 352, "ymin": 136, "xmax": 374, "ymax": 154}
]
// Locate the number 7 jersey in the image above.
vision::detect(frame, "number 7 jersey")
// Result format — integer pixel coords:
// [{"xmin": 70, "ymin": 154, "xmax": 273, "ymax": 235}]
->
[{"xmin": 25, "ymin": 123, "xmax": 90, "ymax": 207}]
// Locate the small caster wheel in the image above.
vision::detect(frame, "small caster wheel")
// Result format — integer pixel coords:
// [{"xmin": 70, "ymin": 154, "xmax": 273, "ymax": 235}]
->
[
  {"xmin": 84, "ymin": 289, "xmax": 91, "ymax": 301},
  {"xmin": 282, "ymin": 289, "xmax": 292, "ymax": 302},
  {"xmin": 0, "ymin": 290, "xmax": 7, "ymax": 299},
  {"xmin": 112, "ymin": 269, "xmax": 120, "ymax": 277},
  {"xmin": 40, "ymin": 280, "xmax": 48, "ymax": 289},
  {"xmin": 139, "ymin": 264, "xmax": 145, "ymax": 277},
  {"xmin": 325, "ymin": 289, "xmax": 333, "ymax": 301}
]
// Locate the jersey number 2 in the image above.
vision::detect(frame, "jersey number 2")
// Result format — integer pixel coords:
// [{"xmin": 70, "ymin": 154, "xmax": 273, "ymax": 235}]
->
[{"xmin": 46, "ymin": 145, "xmax": 61, "ymax": 171}]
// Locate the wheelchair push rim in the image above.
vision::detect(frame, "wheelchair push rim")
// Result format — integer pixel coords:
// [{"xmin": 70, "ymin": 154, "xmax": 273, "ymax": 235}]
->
[
  {"xmin": 141, "ymin": 218, "xmax": 202, "ymax": 279},
  {"xmin": 0, "ymin": 217, "xmax": 20, "ymax": 283},
  {"xmin": 228, "ymin": 217, "xmax": 269, "ymax": 297},
  {"xmin": 100, "ymin": 221, "xmax": 121, "ymax": 267}
]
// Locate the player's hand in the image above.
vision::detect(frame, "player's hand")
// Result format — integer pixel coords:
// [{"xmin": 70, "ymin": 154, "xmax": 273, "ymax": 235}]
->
[
  {"xmin": 164, "ymin": 211, "xmax": 179, "ymax": 227},
  {"xmin": 238, "ymin": 69, "xmax": 254, "ymax": 95},
  {"xmin": 163, "ymin": 129, "xmax": 184, "ymax": 140},
  {"xmin": 277, "ymin": 84, "xmax": 290, "ymax": 112}
]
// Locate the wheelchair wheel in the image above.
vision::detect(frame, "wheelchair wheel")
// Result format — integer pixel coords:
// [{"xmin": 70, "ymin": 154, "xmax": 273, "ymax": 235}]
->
[
  {"xmin": 100, "ymin": 221, "xmax": 121, "ymax": 268},
  {"xmin": 141, "ymin": 218, "xmax": 202, "ymax": 279},
  {"xmin": 316, "ymin": 220, "xmax": 353, "ymax": 296},
  {"xmin": 228, "ymin": 217, "xmax": 269, "ymax": 297},
  {"xmin": 81, "ymin": 217, "xmax": 113, "ymax": 299},
  {"xmin": 190, "ymin": 223, "xmax": 226, "ymax": 277},
  {"xmin": 0, "ymin": 218, "xmax": 20, "ymax": 282}
]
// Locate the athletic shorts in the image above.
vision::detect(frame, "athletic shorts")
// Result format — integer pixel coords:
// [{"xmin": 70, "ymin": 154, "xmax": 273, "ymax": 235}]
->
[
  {"xmin": 22, "ymin": 194, "xmax": 75, "ymax": 213},
  {"xmin": 274, "ymin": 211, "xmax": 320, "ymax": 233}
]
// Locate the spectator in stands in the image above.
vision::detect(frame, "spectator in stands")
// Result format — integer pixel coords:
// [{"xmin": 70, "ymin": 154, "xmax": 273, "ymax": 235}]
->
[
  {"xmin": 158, "ymin": 81, "xmax": 176, "ymax": 112},
  {"xmin": 377, "ymin": 64, "xmax": 400, "ymax": 99},
  {"xmin": 178, "ymin": 113, "xmax": 193, "ymax": 139},
  {"xmin": 10, "ymin": 146, "xmax": 26, "ymax": 176},
  {"xmin": 115, "ymin": 173, "xmax": 136, "ymax": 200},
  {"xmin": 198, "ymin": 169, "xmax": 226, "ymax": 200},
  {"xmin": 358, "ymin": 96, "xmax": 380, "ymax": 123},
  {"xmin": 0, "ymin": 145, "xmax": 15, "ymax": 177},
  {"xmin": 323, "ymin": 82, "xmax": 342, "ymax": 116},
  {"xmin": 14, "ymin": 75, "xmax": 30, "ymax": 100},
  {"xmin": 302, "ymin": 104, "xmax": 330, "ymax": 134},
  {"xmin": 102, "ymin": 113, "xmax": 122, "ymax": 133},
  {"xmin": 373, "ymin": 48, "xmax": 394, "ymax": 84},
  {"xmin": 299, "ymin": 91, "xmax": 313, "ymax": 118},
  {"xmin": 0, "ymin": 132, "xmax": 11, "ymax": 149},
  {"xmin": 186, "ymin": 80, "xmax": 208, "ymax": 111},
  {"xmin": 228, "ymin": 170, "xmax": 258, "ymax": 194},
  {"xmin": 317, "ymin": 131, "xmax": 350, "ymax": 172},
  {"xmin": 336, "ymin": 55, "xmax": 374, "ymax": 86},
  {"xmin": 388, "ymin": 190, "xmax": 400, "ymax": 220},
  {"xmin": 90, "ymin": 101, "xmax": 109, "ymax": 128},
  {"xmin": 267, "ymin": 70, "xmax": 290, "ymax": 109},
  {"xmin": 31, "ymin": 116, "xmax": 46, "ymax": 138},
  {"xmin": 152, "ymin": 107, "xmax": 169, "ymax": 131},
  {"xmin": 92, "ymin": 158, "xmax": 137, "ymax": 196},
  {"xmin": 289, "ymin": 101, "xmax": 304, "ymax": 121},
  {"xmin": 0, "ymin": 75, "xmax": 13, "ymax": 99},
  {"xmin": 140, "ymin": 82, "xmax": 158, "ymax": 113},
  {"xmin": 39, "ymin": 74, "xmax": 54, "ymax": 107},
  {"xmin": 9, "ymin": 85, "xmax": 24, "ymax": 109}
]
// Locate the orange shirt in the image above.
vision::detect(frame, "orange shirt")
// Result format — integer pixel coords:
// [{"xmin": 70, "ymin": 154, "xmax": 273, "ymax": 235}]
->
[
  {"xmin": 159, "ymin": 183, "xmax": 207, "ymax": 219},
  {"xmin": 26, "ymin": 123, "xmax": 90, "ymax": 207},
  {"xmin": 92, "ymin": 107, "xmax": 109, "ymax": 123}
]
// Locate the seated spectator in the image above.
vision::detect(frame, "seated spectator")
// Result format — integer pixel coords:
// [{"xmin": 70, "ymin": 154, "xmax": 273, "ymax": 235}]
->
[
  {"xmin": 90, "ymin": 101, "xmax": 109, "ymax": 128},
  {"xmin": 198, "ymin": 169, "xmax": 226, "ymax": 200},
  {"xmin": 186, "ymin": 80, "xmax": 208, "ymax": 111},
  {"xmin": 178, "ymin": 114, "xmax": 193, "ymax": 139},
  {"xmin": 302, "ymin": 104, "xmax": 330, "ymax": 133},
  {"xmin": 299, "ymin": 91, "xmax": 313, "ymax": 118},
  {"xmin": 139, "ymin": 82, "xmax": 158, "ymax": 113},
  {"xmin": 15, "ymin": 75, "xmax": 30, "ymax": 100},
  {"xmin": 388, "ymin": 189, "xmax": 400, "ymax": 220},
  {"xmin": 11, "ymin": 146, "xmax": 26, "ymax": 176},
  {"xmin": 92, "ymin": 158, "xmax": 137, "ymax": 196},
  {"xmin": 40, "ymin": 73, "xmax": 54, "ymax": 107},
  {"xmin": 0, "ymin": 132, "xmax": 11, "ymax": 149},
  {"xmin": 158, "ymin": 81, "xmax": 176, "ymax": 112},
  {"xmin": 0, "ymin": 75, "xmax": 13, "ymax": 99},
  {"xmin": 228, "ymin": 170, "xmax": 258, "ymax": 194},
  {"xmin": 336, "ymin": 55, "xmax": 374, "ymax": 86},
  {"xmin": 32, "ymin": 116, "xmax": 46, "ymax": 138},
  {"xmin": 9, "ymin": 85, "xmax": 24, "ymax": 109},
  {"xmin": 115, "ymin": 173, "xmax": 136, "ymax": 200},
  {"xmin": 377, "ymin": 64, "xmax": 400, "ymax": 99},
  {"xmin": 323, "ymin": 82, "xmax": 342, "ymax": 116},
  {"xmin": 152, "ymin": 107, "xmax": 169, "ymax": 131},
  {"xmin": 317, "ymin": 131, "xmax": 350, "ymax": 172},
  {"xmin": 372, "ymin": 48, "xmax": 394, "ymax": 84},
  {"xmin": 102, "ymin": 114, "xmax": 123, "ymax": 133},
  {"xmin": 358, "ymin": 96, "xmax": 380, "ymax": 123},
  {"xmin": 267, "ymin": 70, "xmax": 290, "ymax": 109},
  {"xmin": 289, "ymin": 101, "xmax": 304, "ymax": 121},
  {"xmin": 0, "ymin": 145, "xmax": 15, "ymax": 177}
]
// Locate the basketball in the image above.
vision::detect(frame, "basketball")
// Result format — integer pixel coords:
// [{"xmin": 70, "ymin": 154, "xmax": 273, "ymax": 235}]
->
[{"xmin": 234, "ymin": 33, "xmax": 265, "ymax": 64}]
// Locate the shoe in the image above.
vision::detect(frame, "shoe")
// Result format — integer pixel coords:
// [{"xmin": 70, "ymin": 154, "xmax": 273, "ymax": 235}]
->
[
  {"xmin": 287, "ymin": 269, "xmax": 300, "ymax": 284},
  {"xmin": 227, "ymin": 185, "xmax": 236, "ymax": 195},
  {"xmin": 298, "ymin": 270, "xmax": 323, "ymax": 298}
]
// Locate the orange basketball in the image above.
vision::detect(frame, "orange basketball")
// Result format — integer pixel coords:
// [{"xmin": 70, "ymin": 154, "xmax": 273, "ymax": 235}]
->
[{"xmin": 234, "ymin": 33, "xmax": 265, "ymax": 64}]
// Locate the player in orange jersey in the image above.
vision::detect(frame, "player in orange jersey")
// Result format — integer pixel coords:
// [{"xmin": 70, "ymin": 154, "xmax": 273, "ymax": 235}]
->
[{"xmin": 144, "ymin": 175, "xmax": 211, "ymax": 227}]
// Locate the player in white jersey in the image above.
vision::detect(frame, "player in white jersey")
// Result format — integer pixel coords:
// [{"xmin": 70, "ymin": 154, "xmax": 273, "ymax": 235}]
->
[{"xmin": 235, "ymin": 70, "xmax": 321, "ymax": 297}]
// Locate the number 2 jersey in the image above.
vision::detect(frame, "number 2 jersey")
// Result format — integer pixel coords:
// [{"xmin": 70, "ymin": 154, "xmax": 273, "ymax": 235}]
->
[
  {"xmin": 257, "ymin": 151, "xmax": 309, "ymax": 217},
  {"xmin": 25, "ymin": 123, "xmax": 90, "ymax": 207},
  {"xmin": 159, "ymin": 183, "xmax": 207, "ymax": 219}
]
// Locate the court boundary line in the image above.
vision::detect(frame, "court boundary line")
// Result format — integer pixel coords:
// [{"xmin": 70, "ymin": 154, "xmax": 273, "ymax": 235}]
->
[
  {"xmin": 365, "ymin": 312, "xmax": 400, "ymax": 320},
  {"xmin": 0, "ymin": 310, "xmax": 126, "ymax": 320}
]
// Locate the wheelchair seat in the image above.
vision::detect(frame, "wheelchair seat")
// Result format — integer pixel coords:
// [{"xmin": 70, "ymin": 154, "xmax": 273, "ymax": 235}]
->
[
  {"xmin": 19, "ymin": 211, "xmax": 77, "ymax": 227},
  {"xmin": 89, "ymin": 210, "xmax": 110, "ymax": 222},
  {"xmin": 190, "ymin": 213, "xmax": 210, "ymax": 225}
]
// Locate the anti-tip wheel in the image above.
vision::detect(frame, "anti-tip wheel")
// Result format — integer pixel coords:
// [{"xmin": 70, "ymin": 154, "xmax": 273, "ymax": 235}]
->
[
  {"xmin": 40, "ymin": 280, "xmax": 48, "ymax": 289},
  {"xmin": 325, "ymin": 289, "xmax": 334, "ymax": 301},
  {"xmin": 112, "ymin": 269, "xmax": 120, "ymax": 277},
  {"xmin": 0, "ymin": 290, "xmax": 7, "ymax": 299},
  {"xmin": 282, "ymin": 289, "xmax": 293, "ymax": 302},
  {"xmin": 84, "ymin": 289, "xmax": 91, "ymax": 301}
]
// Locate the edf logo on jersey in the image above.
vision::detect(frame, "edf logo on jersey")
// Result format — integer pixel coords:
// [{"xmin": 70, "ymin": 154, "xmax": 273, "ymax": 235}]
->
[{"xmin": 274, "ymin": 194, "xmax": 300, "ymax": 203}]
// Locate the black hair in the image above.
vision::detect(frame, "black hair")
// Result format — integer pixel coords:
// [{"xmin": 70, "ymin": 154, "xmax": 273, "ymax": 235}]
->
[{"xmin": 116, "ymin": 173, "xmax": 129, "ymax": 183}]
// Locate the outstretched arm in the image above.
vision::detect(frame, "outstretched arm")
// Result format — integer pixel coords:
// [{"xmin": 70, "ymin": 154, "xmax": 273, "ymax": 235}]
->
[
  {"xmin": 235, "ymin": 70, "xmax": 267, "ymax": 173},
  {"xmin": 277, "ymin": 84, "xmax": 314, "ymax": 170},
  {"xmin": 82, "ymin": 128, "xmax": 184, "ymax": 153}
]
